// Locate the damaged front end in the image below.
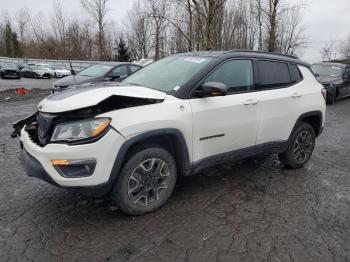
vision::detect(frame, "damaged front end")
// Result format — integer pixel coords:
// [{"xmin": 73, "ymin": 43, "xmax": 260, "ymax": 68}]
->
[
  {"xmin": 11, "ymin": 113, "xmax": 37, "ymax": 139},
  {"xmin": 11, "ymin": 95, "xmax": 163, "ymax": 146}
]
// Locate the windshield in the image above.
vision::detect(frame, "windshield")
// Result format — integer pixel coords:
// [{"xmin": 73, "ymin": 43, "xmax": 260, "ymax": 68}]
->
[
  {"xmin": 122, "ymin": 56, "xmax": 212, "ymax": 92},
  {"xmin": 78, "ymin": 64, "xmax": 113, "ymax": 77},
  {"xmin": 311, "ymin": 64, "xmax": 344, "ymax": 77}
]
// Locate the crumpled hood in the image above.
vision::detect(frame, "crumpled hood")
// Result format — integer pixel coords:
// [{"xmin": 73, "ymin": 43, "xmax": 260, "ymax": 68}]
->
[
  {"xmin": 38, "ymin": 84, "xmax": 166, "ymax": 113},
  {"xmin": 316, "ymin": 76, "xmax": 342, "ymax": 85}
]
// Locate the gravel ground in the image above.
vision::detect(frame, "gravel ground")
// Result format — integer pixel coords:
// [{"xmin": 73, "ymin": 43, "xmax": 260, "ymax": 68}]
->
[
  {"xmin": 0, "ymin": 78, "xmax": 55, "ymax": 91},
  {"xmin": 0, "ymin": 94, "xmax": 349, "ymax": 262}
]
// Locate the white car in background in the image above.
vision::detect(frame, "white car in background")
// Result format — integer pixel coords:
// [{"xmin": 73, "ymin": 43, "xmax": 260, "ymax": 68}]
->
[
  {"xmin": 50, "ymin": 65, "xmax": 72, "ymax": 78},
  {"xmin": 35, "ymin": 64, "xmax": 55, "ymax": 78}
]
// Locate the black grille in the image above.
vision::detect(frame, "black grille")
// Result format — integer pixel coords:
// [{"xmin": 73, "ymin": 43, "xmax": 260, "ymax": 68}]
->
[{"xmin": 37, "ymin": 113, "xmax": 55, "ymax": 145}]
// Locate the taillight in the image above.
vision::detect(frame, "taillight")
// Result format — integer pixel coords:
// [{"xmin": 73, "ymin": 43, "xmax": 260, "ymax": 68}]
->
[{"xmin": 321, "ymin": 88, "xmax": 327, "ymax": 101}]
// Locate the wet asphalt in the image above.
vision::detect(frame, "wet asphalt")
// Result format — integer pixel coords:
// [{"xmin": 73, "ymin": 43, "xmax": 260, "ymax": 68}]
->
[{"xmin": 0, "ymin": 93, "xmax": 349, "ymax": 262}]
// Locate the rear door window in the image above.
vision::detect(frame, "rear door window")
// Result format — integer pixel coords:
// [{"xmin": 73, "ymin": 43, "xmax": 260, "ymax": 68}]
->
[{"xmin": 257, "ymin": 60, "xmax": 292, "ymax": 89}]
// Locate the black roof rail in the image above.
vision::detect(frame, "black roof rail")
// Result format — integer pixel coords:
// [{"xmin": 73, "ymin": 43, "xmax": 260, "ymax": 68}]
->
[{"xmin": 226, "ymin": 49, "xmax": 299, "ymax": 59}]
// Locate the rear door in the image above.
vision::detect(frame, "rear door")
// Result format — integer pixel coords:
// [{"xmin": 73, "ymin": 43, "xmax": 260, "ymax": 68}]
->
[
  {"xmin": 255, "ymin": 60, "xmax": 301, "ymax": 144},
  {"xmin": 189, "ymin": 59, "xmax": 260, "ymax": 162}
]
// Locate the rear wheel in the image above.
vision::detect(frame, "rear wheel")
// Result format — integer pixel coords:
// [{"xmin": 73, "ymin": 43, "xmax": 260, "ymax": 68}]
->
[
  {"xmin": 327, "ymin": 92, "xmax": 336, "ymax": 104},
  {"xmin": 279, "ymin": 122, "xmax": 315, "ymax": 169},
  {"xmin": 111, "ymin": 147, "xmax": 177, "ymax": 215}
]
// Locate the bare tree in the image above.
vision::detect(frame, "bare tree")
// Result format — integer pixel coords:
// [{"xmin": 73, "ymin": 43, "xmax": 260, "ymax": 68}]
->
[
  {"xmin": 15, "ymin": 8, "xmax": 30, "ymax": 46},
  {"xmin": 339, "ymin": 34, "xmax": 350, "ymax": 59},
  {"xmin": 320, "ymin": 41, "xmax": 336, "ymax": 61},
  {"xmin": 50, "ymin": 0, "xmax": 68, "ymax": 58},
  {"xmin": 278, "ymin": 5, "xmax": 308, "ymax": 55},
  {"xmin": 148, "ymin": 0, "xmax": 168, "ymax": 59},
  {"xmin": 266, "ymin": 0, "xmax": 279, "ymax": 52},
  {"xmin": 80, "ymin": 0, "xmax": 109, "ymax": 60}
]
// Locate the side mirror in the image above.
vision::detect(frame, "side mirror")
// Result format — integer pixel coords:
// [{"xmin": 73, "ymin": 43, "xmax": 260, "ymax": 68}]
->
[{"xmin": 201, "ymin": 82, "xmax": 228, "ymax": 96}]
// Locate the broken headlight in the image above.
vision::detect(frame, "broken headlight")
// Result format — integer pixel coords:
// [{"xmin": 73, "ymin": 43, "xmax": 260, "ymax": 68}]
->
[{"xmin": 51, "ymin": 118, "xmax": 111, "ymax": 142}]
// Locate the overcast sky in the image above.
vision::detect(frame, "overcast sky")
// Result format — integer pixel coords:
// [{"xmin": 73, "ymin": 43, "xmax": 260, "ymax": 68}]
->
[{"xmin": 1, "ymin": 0, "xmax": 349, "ymax": 63}]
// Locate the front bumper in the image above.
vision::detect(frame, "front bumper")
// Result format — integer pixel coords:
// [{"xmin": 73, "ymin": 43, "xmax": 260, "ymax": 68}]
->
[
  {"xmin": 1, "ymin": 72, "xmax": 20, "ymax": 78},
  {"xmin": 20, "ymin": 127, "xmax": 126, "ymax": 195}
]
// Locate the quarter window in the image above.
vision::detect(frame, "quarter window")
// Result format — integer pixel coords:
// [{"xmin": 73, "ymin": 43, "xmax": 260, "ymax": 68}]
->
[
  {"xmin": 258, "ymin": 60, "xmax": 292, "ymax": 89},
  {"xmin": 290, "ymin": 64, "xmax": 303, "ymax": 83},
  {"xmin": 204, "ymin": 60, "xmax": 254, "ymax": 93}
]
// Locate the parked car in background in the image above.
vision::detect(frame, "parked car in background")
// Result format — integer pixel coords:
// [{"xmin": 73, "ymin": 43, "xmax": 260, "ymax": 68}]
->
[
  {"xmin": 21, "ymin": 65, "xmax": 53, "ymax": 79},
  {"xmin": 0, "ymin": 63, "xmax": 21, "ymax": 79},
  {"xmin": 35, "ymin": 64, "xmax": 55, "ymax": 77},
  {"xmin": 50, "ymin": 65, "xmax": 72, "ymax": 78},
  {"xmin": 13, "ymin": 51, "xmax": 326, "ymax": 215},
  {"xmin": 311, "ymin": 62, "xmax": 350, "ymax": 104},
  {"xmin": 52, "ymin": 63, "xmax": 142, "ymax": 93}
]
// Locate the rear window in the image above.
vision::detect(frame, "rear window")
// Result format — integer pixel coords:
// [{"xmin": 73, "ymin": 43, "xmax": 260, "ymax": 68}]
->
[{"xmin": 258, "ymin": 60, "xmax": 292, "ymax": 89}]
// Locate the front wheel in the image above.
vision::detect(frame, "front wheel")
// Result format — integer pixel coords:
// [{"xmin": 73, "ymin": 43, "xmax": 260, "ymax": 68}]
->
[
  {"xmin": 279, "ymin": 123, "xmax": 315, "ymax": 169},
  {"xmin": 111, "ymin": 147, "xmax": 177, "ymax": 215}
]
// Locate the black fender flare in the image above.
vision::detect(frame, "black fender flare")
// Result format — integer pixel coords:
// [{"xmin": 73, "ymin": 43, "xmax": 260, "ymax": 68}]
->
[
  {"xmin": 106, "ymin": 128, "xmax": 191, "ymax": 192},
  {"xmin": 289, "ymin": 110, "xmax": 323, "ymax": 140}
]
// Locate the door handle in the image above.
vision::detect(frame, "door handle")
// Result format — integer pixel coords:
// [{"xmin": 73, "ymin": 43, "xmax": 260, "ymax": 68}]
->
[
  {"xmin": 243, "ymin": 99, "xmax": 259, "ymax": 105},
  {"xmin": 291, "ymin": 92, "xmax": 302, "ymax": 98}
]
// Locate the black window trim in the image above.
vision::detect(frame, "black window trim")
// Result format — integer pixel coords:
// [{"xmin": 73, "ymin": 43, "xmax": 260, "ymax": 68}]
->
[
  {"xmin": 189, "ymin": 57, "xmax": 258, "ymax": 98},
  {"xmin": 255, "ymin": 59, "xmax": 297, "ymax": 91}
]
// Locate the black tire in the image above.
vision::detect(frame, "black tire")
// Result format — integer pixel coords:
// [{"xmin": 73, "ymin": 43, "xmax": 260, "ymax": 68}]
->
[
  {"xmin": 54, "ymin": 73, "xmax": 57, "ymax": 78},
  {"xmin": 327, "ymin": 92, "xmax": 336, "ymax": 105},
  {"xmin": 279, "ymin": 122, "xmax": 315, "ymax": 169},
  {"xmin": 111, "ymin": 147, "xmax": 177, "ymax": 215}
]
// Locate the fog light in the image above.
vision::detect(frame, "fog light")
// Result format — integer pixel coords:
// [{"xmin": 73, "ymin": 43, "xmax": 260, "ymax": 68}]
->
[
  {"xmin": 51, "ymin": 159, "xmax": 96, "ymax": 178},
  {"xmin": 51, "ymin": 159, "xmax": 70, "ymax": 165}
]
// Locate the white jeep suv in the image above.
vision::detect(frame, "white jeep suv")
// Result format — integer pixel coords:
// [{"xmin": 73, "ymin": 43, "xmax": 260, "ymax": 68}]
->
[{"xmin": 12, "ymin": 51, "xmax": 326, "ymax": 215}]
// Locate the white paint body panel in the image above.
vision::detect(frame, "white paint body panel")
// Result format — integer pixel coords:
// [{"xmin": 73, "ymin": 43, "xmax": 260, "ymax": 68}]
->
[
  {"xmin": 256, "ymin": 66, "xmax": 326, "ymax": 144},
  {"xmin": 189, "ymin": 93, "xmax": 260, "ymax": 162},
  {"xmin": 20, "ymin": 128, "xmax": 125, "ymax": 187},
  {"xmin": 100, "ymin": 95, "xmax": 194, "ymax": 162},
  {"xmin": 38, "ymin": 85, "xmax": 166, "ymax": 113}
]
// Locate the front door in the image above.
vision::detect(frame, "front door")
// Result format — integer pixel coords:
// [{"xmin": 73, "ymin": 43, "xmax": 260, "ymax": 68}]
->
[{"xmin": 189, "ymin": 59, "xmax": 260, "ymax": 162}]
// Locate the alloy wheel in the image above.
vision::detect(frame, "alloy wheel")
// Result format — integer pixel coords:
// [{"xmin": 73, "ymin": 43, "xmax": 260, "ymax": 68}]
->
[
  {"xmin": 293, "ymin": 130, "xmax": 314, "ymax": 164},
  {"xmin": 127, "ymin": 158, "xmax": 171, "ymax": 207}
]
